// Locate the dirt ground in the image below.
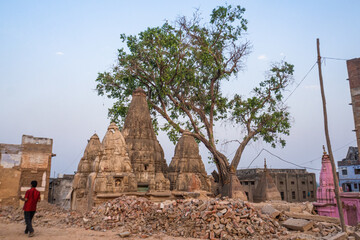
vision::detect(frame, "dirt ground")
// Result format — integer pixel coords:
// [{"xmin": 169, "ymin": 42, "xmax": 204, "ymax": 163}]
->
[{"xmin": 0, "ymin": 221, "xmax": 191, "ymax": 240}]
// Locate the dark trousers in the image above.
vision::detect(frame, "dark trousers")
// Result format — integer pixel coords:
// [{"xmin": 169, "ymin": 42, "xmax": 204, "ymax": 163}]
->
[{"xmin": 24, "ymin": 211, "xmax": 35, "ymax": 233}]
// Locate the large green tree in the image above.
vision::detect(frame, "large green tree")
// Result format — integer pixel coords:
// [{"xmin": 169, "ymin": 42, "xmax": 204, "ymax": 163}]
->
[{"xmin": 96, "ymin": 5, "xmax": 294, "ymax": 196}]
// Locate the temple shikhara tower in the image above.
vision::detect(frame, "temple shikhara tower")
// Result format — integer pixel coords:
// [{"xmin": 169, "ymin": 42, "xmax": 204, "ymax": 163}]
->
[
  {"xmin": 72, "ymin": 88, "xmax": 217, "ymax": 211},
  {"xmin": 252, "ymin": 159, "xmax": 281, "ymax": 203},
  {"xmin": 168, "ymin": 131, "xmax": 211, "ymax": 193},
  {"xmin": 122, "ymin": 88, "xmax": 170, "ymax": 194},
  {"xmin": 313, "ymin": 147, "xmax": 338, "ymax": 217}
]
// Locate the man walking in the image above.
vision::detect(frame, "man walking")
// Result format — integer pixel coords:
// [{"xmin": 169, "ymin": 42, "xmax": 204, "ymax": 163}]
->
[{"xmin": 21, "ymin": 180, "xmax": 41, "ymax": 237}]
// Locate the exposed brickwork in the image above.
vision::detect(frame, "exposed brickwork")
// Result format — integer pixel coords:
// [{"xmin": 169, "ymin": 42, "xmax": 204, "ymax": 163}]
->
[{"xmin": 347, "ymin": 58, "xmax": 360, "ymax": 153}]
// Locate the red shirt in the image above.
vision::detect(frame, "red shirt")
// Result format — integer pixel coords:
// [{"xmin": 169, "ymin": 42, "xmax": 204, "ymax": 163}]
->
[{"xmin": 23, "ymin": 188, "xmax": 41, "ymax": 211}]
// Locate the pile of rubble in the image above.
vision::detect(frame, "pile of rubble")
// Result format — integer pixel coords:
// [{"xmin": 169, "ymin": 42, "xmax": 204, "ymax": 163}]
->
[
  {"xmin": 1, "ymin": 196, "xmax": 358, "ymax": 239},
  {"xmin": 0, "ymin": 201, "xmax": 80, "ymax": 228},
  {"xmin": 76, "ymin": 196, "xmax": 289, "ymax": 239}
]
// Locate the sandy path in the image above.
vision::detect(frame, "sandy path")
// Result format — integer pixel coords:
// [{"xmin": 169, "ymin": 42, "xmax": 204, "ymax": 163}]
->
[{"xmin": 0, "ymin": 222, "xmax": 190, "ymax": 240}]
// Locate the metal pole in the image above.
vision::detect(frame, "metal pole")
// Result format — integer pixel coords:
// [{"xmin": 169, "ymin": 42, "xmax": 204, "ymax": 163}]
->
[{"xmin": 316, "ymin": 38, "xmax": 346, "ymax": 231}]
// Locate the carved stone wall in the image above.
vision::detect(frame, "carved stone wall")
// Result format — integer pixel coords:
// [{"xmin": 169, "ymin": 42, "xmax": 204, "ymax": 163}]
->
[{"xmin": 93, "ymin": 123, "xmax": 137, "ymax": 201}]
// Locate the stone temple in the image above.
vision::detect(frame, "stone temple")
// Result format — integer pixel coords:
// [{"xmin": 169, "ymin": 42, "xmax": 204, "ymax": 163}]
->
[
  {"xmin": 122, "ymin": 88, "xmax": 170, "ymax": 195},
  {"xmin": 252, "ymin": 159, "xmax": 281, "ymax": 203},
  {"xmin": 168, "ymin": 131, "xmax": 211, "ymax": 193},
  {"xmin": 71, "ymin": 88, "xmax": 212, "ymax": 211}
]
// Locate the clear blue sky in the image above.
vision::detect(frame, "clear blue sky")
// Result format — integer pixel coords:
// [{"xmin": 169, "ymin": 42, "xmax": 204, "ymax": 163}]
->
[{"xmin": 1, "ymin": 1, "xmax": 359, "ymax": 179}]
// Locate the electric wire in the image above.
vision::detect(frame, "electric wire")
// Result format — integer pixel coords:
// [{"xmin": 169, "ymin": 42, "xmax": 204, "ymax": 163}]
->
[
  {"xmin": 246, "ymin": 148, "xmax": 321, "ymax": 171},
  {"xmin": 299, "ymin": 139, "xmax": 356, "ymax": 165},
  {"xmin": 284, "ymin": 61, "xmax": 317, "ymax": 102}
]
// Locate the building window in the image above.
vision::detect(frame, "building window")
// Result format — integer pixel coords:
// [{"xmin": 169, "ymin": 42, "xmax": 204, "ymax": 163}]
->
[
  {"xmin": 291, "ymin": 181, "xmax": 295, "ymax": 185},
  {"xmin": 355, "ymin": 169, "xmax": 360, "ymax": 175},
  {"xmin": 280, "ymin": 192, "xmax": 284, "ymax": 200},
  {"xmin": 309, "ymin": 181, "xmax": 313, "ymax": 185},
  {"xmin": 292, "ymin": 191, "xmax": 296, "ymax": 199},
  {"xmin": 280, "ymin": 181, "xmax": 284, "ymax": 185},
  {"xmin": 311, "ymin": 191, "xmax": 314, "ymax": 198},
  {"xmin": 244, "ymin": 181, "xmax": 248, "ymax": 185},
  {"xmin": 342, "ymin": 169, "xmax": 348, "ymax": 175},
  {"xmin": 355, "ymin": 183, "xmax": 358, "ymax": 189},
  {"xmin": 303, "ymin": 191, "xmax": 306, "ymax": 199},
  {"xmin": 251, "ymin": 181, "xmax": 255, "ymax": 185},
  {"xmin": 302, "ymin": 181, "xmax": 305, "ymax": 185}
]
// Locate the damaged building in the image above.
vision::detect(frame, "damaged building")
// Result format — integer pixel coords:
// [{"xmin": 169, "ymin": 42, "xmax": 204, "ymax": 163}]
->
[{"xmin": 0, "ymin": 135, "xmax": 54, "ymax": 206}]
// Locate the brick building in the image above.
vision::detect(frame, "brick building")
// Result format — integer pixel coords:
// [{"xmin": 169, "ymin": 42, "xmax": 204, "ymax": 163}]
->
[
  {"xmin": 0, "ymin": 135, "xmax": 54, "ymax": 206},
  {"xmin": 236, "ymin": 168, "xmax": 317, "ymax": 202},
  {"xmin": 348, "ymin": 58, "xmax": 360, "ymax": 154}
]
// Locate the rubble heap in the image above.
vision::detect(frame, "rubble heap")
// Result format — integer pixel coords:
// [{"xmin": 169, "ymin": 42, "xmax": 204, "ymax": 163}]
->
[
  {"xmin": 1, "ymin": 196, "xmax": 359, "ymax": 239},
  {"xmin": 81, "ymin": 196, "xmax": 288, "ymax": 239}
]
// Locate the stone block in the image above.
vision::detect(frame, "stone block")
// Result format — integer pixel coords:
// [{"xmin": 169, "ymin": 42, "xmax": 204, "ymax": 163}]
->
[
  {"xmin": 261, "ymin": 205, "xmax": 280, "ymax": 218},
  {"xmin": 282, "ymin": 218, "xmax": 313, "ymax": 232},
  {"xmin": 326, "ymin": 232, "xmax": 348, "ymax": 240}
]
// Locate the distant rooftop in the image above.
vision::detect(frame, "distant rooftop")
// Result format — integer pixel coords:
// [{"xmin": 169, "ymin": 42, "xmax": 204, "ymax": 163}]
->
[{"xmin": 338, "ymin": 146, "xmax": 359, "ymax": 166}]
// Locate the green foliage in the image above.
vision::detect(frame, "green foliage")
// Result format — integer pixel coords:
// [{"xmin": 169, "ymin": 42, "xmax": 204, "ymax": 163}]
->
[
  {"xmin": 95, "ymin": 4, "xmax": 294, "ymax": 175},
  {"xmin": 96, "ymin": 4, "xmax": 250, "ymax": 144},
  {"xmin": 229, "ymin": 61, "xmax": 294, "ymax": 148}
]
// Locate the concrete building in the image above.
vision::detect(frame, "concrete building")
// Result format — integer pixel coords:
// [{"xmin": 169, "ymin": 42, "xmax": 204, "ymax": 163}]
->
[
  {"xmin": 0, "ymin": 135, "xmax": 54, "ymax": 206},
  {"xmin": 48, "ymin": 174, "xmax": 74, "ymax": 210},
  {"xmin": 236, "ymin": 168, "xmax": 317, "ymax": 202},
  {"xmin": 338, "ymin": 146, "xmax": 360, "ymax": 192}
]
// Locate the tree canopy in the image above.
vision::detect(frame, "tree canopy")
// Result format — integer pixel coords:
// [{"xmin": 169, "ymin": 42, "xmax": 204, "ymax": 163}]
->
[{"xmin": 96, "ymin": 5, "xmax": 294, "ymax": 194}]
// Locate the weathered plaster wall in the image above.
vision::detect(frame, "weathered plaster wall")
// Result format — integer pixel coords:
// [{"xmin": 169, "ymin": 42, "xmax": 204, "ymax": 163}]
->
[
  {"xmin": 20, "ymin": 135, "xmax": 53, "ymax": 202},
  {"xmin": 0, "ymin": 144, "xmax": 22, "ymax": 206}
]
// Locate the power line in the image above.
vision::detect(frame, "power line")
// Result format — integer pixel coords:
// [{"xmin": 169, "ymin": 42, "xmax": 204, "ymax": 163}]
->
[
  {"xmin": 246, "ymin": 149, "xmax": 265, "ymax": 169},
  {"xmin": 284, "ymin": 61, "xmax": 317, "ymax": 102},
  {"xmin": 299, "ymin": 140, "xmax": 356, "ymax": 165},
  {"xmin": 263, "ymin": 149, "xmax": 320, "ymax": 171},
  {"xmin": 245, "ymin": 148, "xmax": 320, "ymax": 171}
]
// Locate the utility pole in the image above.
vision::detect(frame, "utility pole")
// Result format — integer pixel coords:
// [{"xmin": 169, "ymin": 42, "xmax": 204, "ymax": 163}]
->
[{"xmin": 316, "ymin": 38, "xmax": 346, "ymax": 231}]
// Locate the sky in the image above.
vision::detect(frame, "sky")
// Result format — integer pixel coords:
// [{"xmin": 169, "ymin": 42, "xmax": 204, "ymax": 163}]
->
[{"xmin": 1, "ymin": 1, "xmax": 359, "ymax": 180}]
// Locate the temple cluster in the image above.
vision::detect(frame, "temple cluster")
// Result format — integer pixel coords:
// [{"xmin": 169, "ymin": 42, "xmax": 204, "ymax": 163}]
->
[{"xmin": 71, "ymin": 88, "xmax": 212, "ymax": 211}]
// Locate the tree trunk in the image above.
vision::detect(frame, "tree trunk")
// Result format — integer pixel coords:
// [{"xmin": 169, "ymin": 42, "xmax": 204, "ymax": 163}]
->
[{"xmin": 214, "ymin": 152, "xmax": 247, "ymax": 200}]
